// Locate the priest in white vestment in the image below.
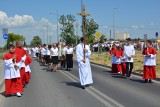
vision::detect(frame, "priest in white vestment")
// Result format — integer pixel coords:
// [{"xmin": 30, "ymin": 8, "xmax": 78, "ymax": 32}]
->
[{"xmin": 76, "ymin": 37, "xmax": 93, "ymax": 89}]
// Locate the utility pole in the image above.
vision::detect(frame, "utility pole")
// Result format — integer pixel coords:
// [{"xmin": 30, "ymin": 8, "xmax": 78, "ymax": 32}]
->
[
  {"xmin": 78, "ymin": 4, "xmax": 91, "ymax": 59},
  {"xmin": 113, "ymin": 8, "xmax": 117, "ymax": 41},
  {"xmin": 50, "ymin": 11, "xmax": 59, "ymax": 43},
  {"xmin": 47, "ymin": 25, "xmax": 48, "ymax": 44}
]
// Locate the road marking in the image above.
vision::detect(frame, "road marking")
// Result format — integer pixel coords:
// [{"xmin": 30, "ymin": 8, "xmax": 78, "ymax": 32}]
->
[{"xmin": 60, "ymin": 70, "xmax": 125, "ymax": 107}]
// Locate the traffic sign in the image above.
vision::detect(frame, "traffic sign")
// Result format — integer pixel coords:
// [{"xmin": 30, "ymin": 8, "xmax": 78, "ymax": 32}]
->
[
  {"xmin": 156, "ymin": 32, "xmax": 158, "ymax": 37},
  {"xmin": 3, "ymin": 34, "xmax": 8, "ymax": 39},
  {"xmin": 95, "ymin": 32, "xmax": 101, "ymax": 39}
]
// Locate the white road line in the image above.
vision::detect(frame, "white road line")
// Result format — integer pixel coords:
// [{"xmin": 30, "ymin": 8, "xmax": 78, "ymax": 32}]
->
[
  {"xmin": 60, "ymin": 70, "xmax": 125, "ymax": 107},
  {"xmin": 59, "ymin": 70, "xmax": 114, "ymax": 107}
]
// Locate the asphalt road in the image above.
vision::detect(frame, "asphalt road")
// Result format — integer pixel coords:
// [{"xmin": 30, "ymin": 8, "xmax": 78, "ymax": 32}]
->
[{"xmin": 2, "ymin": 59, "xmax": 160, "ymax": 107}]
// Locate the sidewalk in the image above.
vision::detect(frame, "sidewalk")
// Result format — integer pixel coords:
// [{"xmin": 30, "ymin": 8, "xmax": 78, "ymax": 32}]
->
[
  {"xmin": 0, "ymin": 60, "xmax": 4, "ymax": 90},
  {"xmin": 0, "ymin": 59, "xmax": 5, "ymax": 107}
]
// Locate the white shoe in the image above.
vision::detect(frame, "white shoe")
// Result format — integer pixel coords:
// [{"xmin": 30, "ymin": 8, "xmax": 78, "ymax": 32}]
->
[
  {"xmin": 16, "ymin": 92, "xmax": 21, "ymax": 97},
  {"xmin": 118, "ymin": 72, "xmax": 122, "ymax": 74}
]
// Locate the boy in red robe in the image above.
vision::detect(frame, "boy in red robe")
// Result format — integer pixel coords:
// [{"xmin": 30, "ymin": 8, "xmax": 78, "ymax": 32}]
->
[
  {"xmin": 142, "ymin": 40, "xmax": 156, "ymax": 83},
  {"xmin": 14, "ymin": 41, "xmax": 27, "ymax": 86},
  {"xmin": 24, "ymin": 55, "xmax": 32, "ymax": 83},
  {"xmin": 110, "ymin": 44, "xmax": 122, "ymax": 73},
  {"xmin": 3, "ymin": 44, "xmax": 24, "ymax": 97}
]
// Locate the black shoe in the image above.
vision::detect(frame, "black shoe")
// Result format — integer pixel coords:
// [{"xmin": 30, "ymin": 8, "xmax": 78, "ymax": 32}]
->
[
  {"xmin": 144, "ymin": 79, "xmax": 148, "ymax": 83},
  {"xmin": 148, "ymin": 79, "xmax": 153, "ymax": 83},
  {"xmin": 81, "ymin": 86, "xmax": 85, "ymax": 89}
]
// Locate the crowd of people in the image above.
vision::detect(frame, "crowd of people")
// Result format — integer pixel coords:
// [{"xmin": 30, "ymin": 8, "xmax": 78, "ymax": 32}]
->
[
  {"xmin": 109, "ymin": 38, "xmax": 157, "ymax": 83},
  {"xmin": 3, "ymin": 37, "xmax": 158, "ymax": 97}
]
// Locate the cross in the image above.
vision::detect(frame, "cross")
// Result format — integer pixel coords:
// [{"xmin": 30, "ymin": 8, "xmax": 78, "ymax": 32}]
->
[{"xmin": 78, "ymin": 5, "xmax": 91, "ymax": 59}]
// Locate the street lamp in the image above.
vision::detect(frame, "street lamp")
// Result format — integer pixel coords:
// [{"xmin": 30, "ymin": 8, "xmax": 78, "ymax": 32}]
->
[
  {"xmin": 50, "ymin": 11, "xmax": 59, "ymax": 43},
  {"xmin": 42, "ymin": 25, "xmax": 49, "ymax": 44},
  {"xmin": 113, "ymin": 8, "xmax": 118, "ymax": 41}
]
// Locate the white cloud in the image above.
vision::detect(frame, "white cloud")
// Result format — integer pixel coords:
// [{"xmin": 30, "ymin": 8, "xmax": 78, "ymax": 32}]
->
[
  {"xmin": 149, "ymin": 22, "xmax": 154, "ymax": 26},
  {"xmin": 0, "ymin": 11, "xmax": 35, "ymax": 27},
  {"xmin": 0, "ymin": 11, "xmax": 58, "ymax": 46},
  {"xmin": 131, "ymin": 24, "xmax": 144, "ymax": 29}
]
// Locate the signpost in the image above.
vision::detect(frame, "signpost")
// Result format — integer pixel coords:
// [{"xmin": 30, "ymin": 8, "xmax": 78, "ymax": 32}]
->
[
  {"xmin": 156, "ymin": 32, "xmax": 158, "ymax": 39},
  {"xmin": 2, "ymin": 28, "xmax": 8, "ymax": 50},
  {"xmin": 3, "ymin": 34, "xmax": 8, "ymax": 39},
  {"xmin": 95, "ymin": 32, "xmax": 101, "ymax": 60}
]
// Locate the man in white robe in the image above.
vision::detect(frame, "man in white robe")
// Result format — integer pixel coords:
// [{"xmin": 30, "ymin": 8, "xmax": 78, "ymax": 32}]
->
[{"xmin": 76, "ymin": 37, "xmax": 93, "ymax": 89}]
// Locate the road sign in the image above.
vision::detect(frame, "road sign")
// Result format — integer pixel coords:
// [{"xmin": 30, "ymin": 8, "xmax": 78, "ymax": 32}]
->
[
  {"xmin": 2, "ymin": 28, "xmax": 8, "ymax": 34},
  {"xmin": 95, "ymin": 32, "xmax": 101, "ymax": 39},
  {"xmin": 156, "ymin": 32, "xmax": 158, "ymax": 37},
  {"xmin": 3, "ymin": 34, "xmax": 8, "ymax": 39}
]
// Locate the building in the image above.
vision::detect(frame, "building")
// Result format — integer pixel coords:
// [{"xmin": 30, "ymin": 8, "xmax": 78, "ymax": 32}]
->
[{"xmin": 115, "ymin": 33, "xmax": 129, "ymax": 40}]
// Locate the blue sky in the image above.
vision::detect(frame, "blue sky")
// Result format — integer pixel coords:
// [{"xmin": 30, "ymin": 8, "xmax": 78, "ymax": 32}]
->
[{"xmin": 0, "ymin": 0, "xmax": 160, "ymax": 46}]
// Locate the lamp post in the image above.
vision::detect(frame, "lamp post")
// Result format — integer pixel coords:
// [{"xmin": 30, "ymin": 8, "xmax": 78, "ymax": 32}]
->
[
  {"xmin": 113, "ymin": 8, "xmax": 117, "ymax": 41},
  {"xmin": 50, "ymin": 11, "xmax": 59, "ymax": 43},
  {"xmin": 42, "ymin": 25, "xmax": 48, "ymax": 44}
]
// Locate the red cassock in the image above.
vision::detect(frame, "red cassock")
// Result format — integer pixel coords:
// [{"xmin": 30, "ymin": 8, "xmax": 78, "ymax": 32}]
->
[
  {"xmin": 120, "ymin": 49, "xmax": 126, "ymax": 75},
  {"xmin": 115, "ymin": 50, "xmax": 122, "ymax": 73},
  {"xmin": 110, "ymin": 48, "xmax": 117, "ymax": 73},
  {"xmin": 15, "ymin": 47, "xmax": 27, "ymax": 85},
  {"xmin": 142, "ymin": 47, "xmax": 156, "ymax": 80},
  {"xmin": 25, "ymin": 55, "xmax": 32, "ymax": 83},
  {"xmin": 110, "ymin": 48, "xmax": 122, "ymax": 73},
  {"xmin": 3, "ymin": 52, "xmax": 23, "ymax": 95}
]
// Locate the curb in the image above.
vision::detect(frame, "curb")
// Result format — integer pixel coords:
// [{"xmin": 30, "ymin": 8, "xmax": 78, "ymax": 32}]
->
[
  {"xmin": 0, "ymin": 81, "xmax": 4, "ymax": 91},
  {"xmin": 90, "ymin": 62, "xmax": 160, "ymax": 82}
]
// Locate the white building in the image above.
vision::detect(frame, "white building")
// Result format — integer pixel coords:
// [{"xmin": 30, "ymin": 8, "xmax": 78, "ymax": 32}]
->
[{"xmin": 115, "ymin": 33, "xmax": 129, "ymax": 40}]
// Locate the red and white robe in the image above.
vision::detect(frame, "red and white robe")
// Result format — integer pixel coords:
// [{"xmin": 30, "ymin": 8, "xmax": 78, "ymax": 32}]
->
[
  {"xmin": 120, "ymin": 49, "xmax": 126, "ymax": 75},
  {"xmin": 25, "ymin": 55, "xmax": 32, "ymax": 83},
  {"xmin": 3, "ymin": 52, "xmax": 24, "ymax": 95},
  {"xmin": 15, "ymin": 47, "xmax": 27, "ymax": 85},
  {"xmin": 110, "ymin": 48, "xmax": 122, "ymax": 73},
  {"xmin": 142, "ymin": 47, "xmax": 156, "ymax": 80}
]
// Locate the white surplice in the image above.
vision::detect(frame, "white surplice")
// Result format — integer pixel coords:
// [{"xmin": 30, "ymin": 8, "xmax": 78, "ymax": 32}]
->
[
  {"xmin": 76, "ymin": 43, "xmax": 93, "ymax": 86},
  {"xmin": 4, "ymin": 58, "xmax": 23, "ymax": 79}
]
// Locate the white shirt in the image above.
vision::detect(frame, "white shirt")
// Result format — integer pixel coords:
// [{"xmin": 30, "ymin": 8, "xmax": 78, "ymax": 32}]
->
[
  {"xmin": 124, "ymin": 44, "xmax": 135, "ymax": 62},
  {"xmin": 35, "ymin": 47, "xmax": 39, "ymax": 53},
  {"xmin": 41, "ymin": 48, "xmax": 46, "ymax": 55},
  {"xmin": 66, "ymin": 48, "xmax": 73, "ymax": 54},
  {"xmin": 50, "ymin": 47, "xmax": 58, "ymax": 56},
  {"xmin": 46, "ymin": 49, "xmax": 50, "ymax": 55}
]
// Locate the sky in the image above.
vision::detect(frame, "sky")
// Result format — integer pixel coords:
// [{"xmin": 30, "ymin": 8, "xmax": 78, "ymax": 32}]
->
[{"xmin": 0, "ymin": 0, "xmax": 160, "ymax": 46}]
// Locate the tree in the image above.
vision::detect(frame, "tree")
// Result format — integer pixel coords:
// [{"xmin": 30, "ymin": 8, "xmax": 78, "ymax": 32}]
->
[
  {"xmin": 59, "ymin": 14, "xmax": 76, "ymax": 44},
  {"xmin": 100, "ymin": 34, "xmax": 106, "ymax": 42},
  {"xmin": 30, "ymin": 36, "xmax": 42, "ymax": 46},
  {"xmin": 6, "ymin": 33, "xmax": 25, "ymax": 49},
  {"xmin": 23, "ymin": 41, "xmax": 27, "ymax": 47},
  {"xmin": 85, "ymin": 19, "xmax": 99, "ymax": 38}
]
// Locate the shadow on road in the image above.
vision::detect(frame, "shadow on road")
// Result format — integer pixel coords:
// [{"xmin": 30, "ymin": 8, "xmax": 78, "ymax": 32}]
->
[
  {"xmin": 62, "ymin": 82, "xmax": 82, "ymax": 89},
  {"xmin": 112, "ymin": 75, "xmax": 126, "ymax": 79},
  {"xmin": 0, "ymin": 91, "xmax": 16, "ymax": 97},
  {"xmin": 102, "ymin": 70, "xmax": 111, "ymax": 73},
  {"xmin": 130, "ymin": 79, "xmax": 146, "ymax": 84}
]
